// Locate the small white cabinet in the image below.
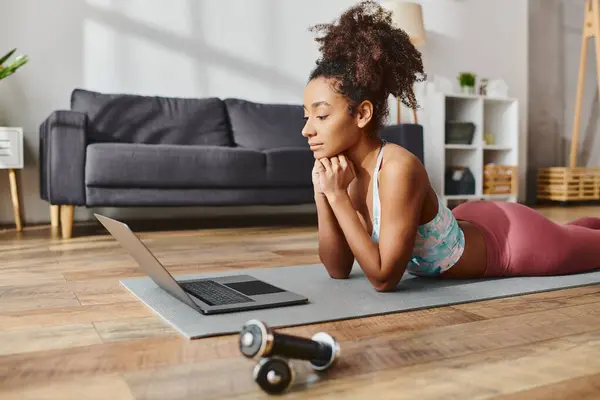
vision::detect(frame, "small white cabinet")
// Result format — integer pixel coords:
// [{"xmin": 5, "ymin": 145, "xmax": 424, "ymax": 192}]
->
[
  {"xmin": 0, "ymin": 127, "xmax": 24, "ymax": 169},
  {"xmin": 0, "ymin": 127, "xmax": 23, "ymax": 231}
]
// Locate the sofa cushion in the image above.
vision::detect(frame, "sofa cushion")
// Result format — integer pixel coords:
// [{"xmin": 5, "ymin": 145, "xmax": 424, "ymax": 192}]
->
[
  {"xmin": 264, "ymin": 148, "xmax": 314, "ymax": 187},
  {"xmin": 224, "ymin": 98, "xmax": 306, "ymax": 150},
  {"xmin": 85, "ymin": 143, "xmax": 267, "ymax": 188},
  {"xmin": 71, "ymin": 89, "xmax": 233, "ymax": 146}
]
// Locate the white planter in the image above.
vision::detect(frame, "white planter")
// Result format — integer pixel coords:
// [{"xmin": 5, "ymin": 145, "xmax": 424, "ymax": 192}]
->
[{"xmin": 460, "ymin": 85, "xmax": 475, "ymax": 95}]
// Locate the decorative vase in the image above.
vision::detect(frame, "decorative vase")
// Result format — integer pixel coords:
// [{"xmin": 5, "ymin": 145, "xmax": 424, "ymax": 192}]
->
[{"xmin": 484, "ymin": 132, "xmax": 496, "ymax": 145}]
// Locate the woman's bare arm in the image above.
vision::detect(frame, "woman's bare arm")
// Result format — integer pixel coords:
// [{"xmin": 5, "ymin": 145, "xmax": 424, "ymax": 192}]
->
[
  {"xmin": 315, "ymin": 193, "xmax": 355, "ymax": 279},
  {"xmin": 325, "ymin": 154, "xmax": 427, "ymax": 291}
]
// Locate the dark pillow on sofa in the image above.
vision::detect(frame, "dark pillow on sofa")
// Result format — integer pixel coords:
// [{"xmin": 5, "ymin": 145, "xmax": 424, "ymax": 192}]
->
[
  {"xmin": 71, "ymin": 89, "xmax": 233, "ymax": 146},
  {"xmin": 224, "ymin": 98, "xmax": 307, "ymax": 150}
]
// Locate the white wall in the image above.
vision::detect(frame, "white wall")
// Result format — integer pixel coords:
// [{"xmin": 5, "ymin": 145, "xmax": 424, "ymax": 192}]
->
[{"xmin": 0, "ymin": 0, "xmax": 529, "ymax": 226}]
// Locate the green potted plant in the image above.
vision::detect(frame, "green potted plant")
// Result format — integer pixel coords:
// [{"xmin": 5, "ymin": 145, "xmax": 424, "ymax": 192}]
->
[
  {"xmin": 0, "ymin": 48, "xmax": 28, "ymax": 125},
  {"xmin": 457, "ymin": 72, "xmax": 476, "ymax": 95},
  {"xmin": 0, "ymin": 48, "xmax": 28, "ymax": 82}
]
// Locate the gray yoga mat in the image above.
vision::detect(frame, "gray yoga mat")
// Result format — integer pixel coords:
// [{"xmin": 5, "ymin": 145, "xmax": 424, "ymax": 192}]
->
[{"xmin": 120, "ymin": 263, "xmax": 600, "ymax": 339}]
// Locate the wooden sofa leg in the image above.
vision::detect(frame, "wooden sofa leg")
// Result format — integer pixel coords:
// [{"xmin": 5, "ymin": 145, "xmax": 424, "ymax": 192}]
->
[
  {"xmin": 50, "ymin": 205, "xmax": 60, "ymax": 230},
  {"xmin": 60, "ymin": 205, "xmax": 74, "ymax": 239}
]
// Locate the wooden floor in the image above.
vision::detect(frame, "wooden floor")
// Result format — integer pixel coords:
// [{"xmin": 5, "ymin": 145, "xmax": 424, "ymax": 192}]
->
[{"xmin": 2, "ymin": 205, "xmax": 600, "ymax": 399}]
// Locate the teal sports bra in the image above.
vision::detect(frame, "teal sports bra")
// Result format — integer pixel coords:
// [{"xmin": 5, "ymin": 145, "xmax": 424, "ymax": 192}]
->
[{"xmin": 370, "ymin": 140, "xmax": 465, "ymax": 276}]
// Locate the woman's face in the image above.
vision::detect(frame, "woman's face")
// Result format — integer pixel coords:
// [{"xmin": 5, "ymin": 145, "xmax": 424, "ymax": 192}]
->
[{"xmin": 302, "ymin": 77, "xmax": 365, "ymax": 159}]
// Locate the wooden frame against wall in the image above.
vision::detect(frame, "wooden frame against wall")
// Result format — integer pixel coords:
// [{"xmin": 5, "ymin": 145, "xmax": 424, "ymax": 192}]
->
[{"xmin": 537, "ymin": 0, "xmax": 600, "ymax": 203}]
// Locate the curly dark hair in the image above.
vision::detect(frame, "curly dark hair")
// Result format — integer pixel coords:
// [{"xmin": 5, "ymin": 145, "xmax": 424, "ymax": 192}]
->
[{"xmin": 308, "ymin": 0, "xmax": 425, "ymax": 134}]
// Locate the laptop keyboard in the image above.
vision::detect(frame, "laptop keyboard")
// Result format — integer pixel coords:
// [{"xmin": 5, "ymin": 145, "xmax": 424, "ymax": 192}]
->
[{"xmin": 181, "ymin": 280, "xmax": 254, "ymax": 306}]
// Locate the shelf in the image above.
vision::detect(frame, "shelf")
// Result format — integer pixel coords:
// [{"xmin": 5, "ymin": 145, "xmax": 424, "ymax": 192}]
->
[
  {"xmin": 443, "ymin": 194, "xmax": 516, "ymax": 201},
  {"xmin": 483, "ymin": 96, "xmax": 517, "ymax": 103},
  {"xmin": 444, "ymin": 194, "xmax": 479, "ymax": 200},
  {"xmin": 445, "ymin": 144, "xmax": 515, "ymax": 150},
  {"xmin": 483, "ymin": 194, "xmax": 514, "ymax": 200},
  {"xmin": 423, "ymin": 90, "xmax": 519, "ymax": 205},
  {"xmin": 445, "ymin": 144, "xmax": 477, "ymax": 150},
  {"xmin": 444, "ymin": 93, "xmax": 517, "ymax": 103}
]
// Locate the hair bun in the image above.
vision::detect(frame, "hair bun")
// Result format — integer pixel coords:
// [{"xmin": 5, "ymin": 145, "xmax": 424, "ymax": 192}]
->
[{"xmin": 309, "ymin": 0, "xmax": 425, "ymax": 109}]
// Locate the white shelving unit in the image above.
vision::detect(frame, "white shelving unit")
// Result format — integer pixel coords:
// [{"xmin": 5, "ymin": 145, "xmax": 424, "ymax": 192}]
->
[{"xmin": 423, "ymin": 92, "xmax": 519, "ymax": 207}]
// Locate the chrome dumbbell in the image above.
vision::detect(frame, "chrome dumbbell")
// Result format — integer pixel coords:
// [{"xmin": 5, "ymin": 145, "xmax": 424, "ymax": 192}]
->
[
  {"xmin": 252, "ymin": 356, "xmax": 295, "ymax": 395},
  {"xmin": 239, "ymin": 319, "xmax": 341, "ymax": 394}
]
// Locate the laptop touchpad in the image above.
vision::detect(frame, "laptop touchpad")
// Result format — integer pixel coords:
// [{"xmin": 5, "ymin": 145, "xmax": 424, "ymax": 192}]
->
[{"xmin": 224, "ymin": 280, "xmax": 285, "ymax": 296}]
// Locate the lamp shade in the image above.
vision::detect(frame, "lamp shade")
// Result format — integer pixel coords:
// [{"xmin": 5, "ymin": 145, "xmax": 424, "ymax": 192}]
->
[{"xmin": 380, "ymin": 1, "xmax": 426, "ymax": 46}]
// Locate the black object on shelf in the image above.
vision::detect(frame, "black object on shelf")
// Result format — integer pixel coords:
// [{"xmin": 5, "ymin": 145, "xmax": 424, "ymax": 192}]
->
[
  {"xmin": 445, "ymin": 166, "xmax": 476, "ymax": 195},
  {"xmin": 446, "ymin": 121, "xmax": 475, "ymax": 144}
]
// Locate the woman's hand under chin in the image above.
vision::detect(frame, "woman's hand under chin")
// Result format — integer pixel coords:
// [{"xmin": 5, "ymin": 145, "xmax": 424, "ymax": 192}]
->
[{"xmin": 317, "ymin": 154, "xmax": 356, "ymax": 200}]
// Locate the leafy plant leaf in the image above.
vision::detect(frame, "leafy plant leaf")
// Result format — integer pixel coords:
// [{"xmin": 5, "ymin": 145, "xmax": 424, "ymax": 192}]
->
[
  {"xmin": 0, "ymin": 48, "xmax": 16, "ymax": 66},
  {"xmin": 0, "ymin": 54, "xmax": 28, "ymax": 81}
]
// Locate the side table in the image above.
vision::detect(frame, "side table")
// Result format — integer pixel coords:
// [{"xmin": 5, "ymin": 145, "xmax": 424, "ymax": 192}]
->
[{"xmin": 0, "ymin": 127, "xmax": 23, "ymax": 231}]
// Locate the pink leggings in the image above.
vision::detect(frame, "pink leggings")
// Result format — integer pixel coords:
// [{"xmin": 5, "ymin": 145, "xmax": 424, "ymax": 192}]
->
[{"xmin": 451, "ymin": 200, "xmax": 600, "ymax": 277}]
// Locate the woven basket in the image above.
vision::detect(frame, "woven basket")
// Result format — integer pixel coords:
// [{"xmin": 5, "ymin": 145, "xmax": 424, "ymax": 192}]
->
[
  {"xmin": 537, "ymin": 167, "xmax": 600, "ymax": 201},
  {"xmin": 483, "ymin": 164, "xmax": 517, "ymax": 195}
]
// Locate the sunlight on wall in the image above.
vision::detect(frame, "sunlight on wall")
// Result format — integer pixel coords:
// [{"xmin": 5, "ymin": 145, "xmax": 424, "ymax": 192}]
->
[
  {"xmin": 200, "ymin": 1, "xmax": 276, "ymax": 71},
  {"xmin": 82, "ymin": 0, "xmax": 199, "ymax": 96},
  {"xmin": 114, "ymin": 0, "xmax": 193, "ymax": 38},
  {"xmin": 85, "ymin": 0, "xmax": 112, "ymax": 9},
  {"xmin": 81, "ymin": 0, "xmax": 321, "ymax": 102},
  {"xmin": 82, "ymin": 19, "xmax": 119, "ymax": 92},
  {"xmin": 85, "ymin": 0, "xmax": 193, "ymax": 37},
  {"xmin": 197, "ymin": 0, "xmax": 311, "ymax": 102},
  {"xmin": 125, "ymin": 36, "xmax": 199, "ymax": 96}
]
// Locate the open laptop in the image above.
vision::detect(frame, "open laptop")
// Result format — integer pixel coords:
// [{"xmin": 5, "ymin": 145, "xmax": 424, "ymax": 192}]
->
[{"xmin": 94, "ymin": 214, "xmax": 308, "ymax": 315}]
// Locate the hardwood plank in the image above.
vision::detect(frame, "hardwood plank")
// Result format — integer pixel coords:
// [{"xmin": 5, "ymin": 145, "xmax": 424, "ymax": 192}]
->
[
  {"xmin": 494, "ymin": 372, "xmax": 600, "ymax": 400},
  {"xmin": 69, "ymin": 279, "xmax": 139, "ymax": 306},
  {"xmin": 63, "ymin": 266, "xmax": 146, "ymax": 282},
  {"xmin": 0, "ymin": 266, "xmax": 66, "ymax": 288},
  {"xmin": 0, "ymin": 302, "xmax": 150, "ymax": 331},
  {"xmin": 0, "ymin": 336, "xmax": 226, "ymax": 390},
  {"xmin": 94, "ymin": 317, "xmax": 177, "ymax": 342},
  {"xmin": 0, "ymin": 282, "xmax": 80, "ymax": 313},
  {"xmin": 453, "ymin": 284, "xmax": 600, "ymax": 319},
  {"xmin": 0, "ymin": 375, "xmax": 134, "ymax": 400},
  {"xmin": 0, "ymin": 324, "xmax": 102, "ymax": 356}
]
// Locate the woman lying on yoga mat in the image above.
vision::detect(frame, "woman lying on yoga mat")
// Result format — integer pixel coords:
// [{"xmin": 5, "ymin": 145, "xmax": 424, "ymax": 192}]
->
[{"xmin": 304, "ymin": 1, "xmax": 600, "ymax": 292}]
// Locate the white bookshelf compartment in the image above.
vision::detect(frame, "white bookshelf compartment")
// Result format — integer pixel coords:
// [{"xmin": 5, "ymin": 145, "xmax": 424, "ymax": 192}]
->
[
  {"xmin": 423, "ymin": 91, "xmax": 519, "ymax": 207},
  {"xmin": 445, "ymin": 96, "xmax": 483, "ymax": 145},
  {"xmin": 483, "ymin": 99, "xmax": 518, "ymax": 148},
  {"xmin": 445, "ymin": 148, "xmax": 480, "ymax": 197},
  {"xmin": 484, "ymin": 148, "xmax": 516, "ymax": 166}
]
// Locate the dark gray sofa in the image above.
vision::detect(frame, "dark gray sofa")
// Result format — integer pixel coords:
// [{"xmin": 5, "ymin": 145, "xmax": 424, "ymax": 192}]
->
[{"xmin": 39, "ymin": 89, "xmax": 424, "ymax": 238}]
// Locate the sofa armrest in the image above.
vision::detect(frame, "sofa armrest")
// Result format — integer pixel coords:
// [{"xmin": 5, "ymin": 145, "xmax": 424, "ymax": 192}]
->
[
  {"xmin": 39, "ymin": 110, "xmax": 88, "ymax": 205},
  {"xmin": 380, "ymin": 123, "xmax": 424, "ymax": 165}
]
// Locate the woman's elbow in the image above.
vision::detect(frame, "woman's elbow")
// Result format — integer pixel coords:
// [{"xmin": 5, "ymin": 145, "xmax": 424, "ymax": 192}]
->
[
  {"xmin": 373, "ymin": 278, "xmax": 400, "ymax": 292},
  {"xmin": 328, "ymin": 270, "xmax": 351, "ymax": 280},
  {"xmin": 320, "ymin": 256, "xmax": 353, "ymax": 280},
  {"xmin": 373, "ymin": 265, "xmax": 404, "ymax": 292}
]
